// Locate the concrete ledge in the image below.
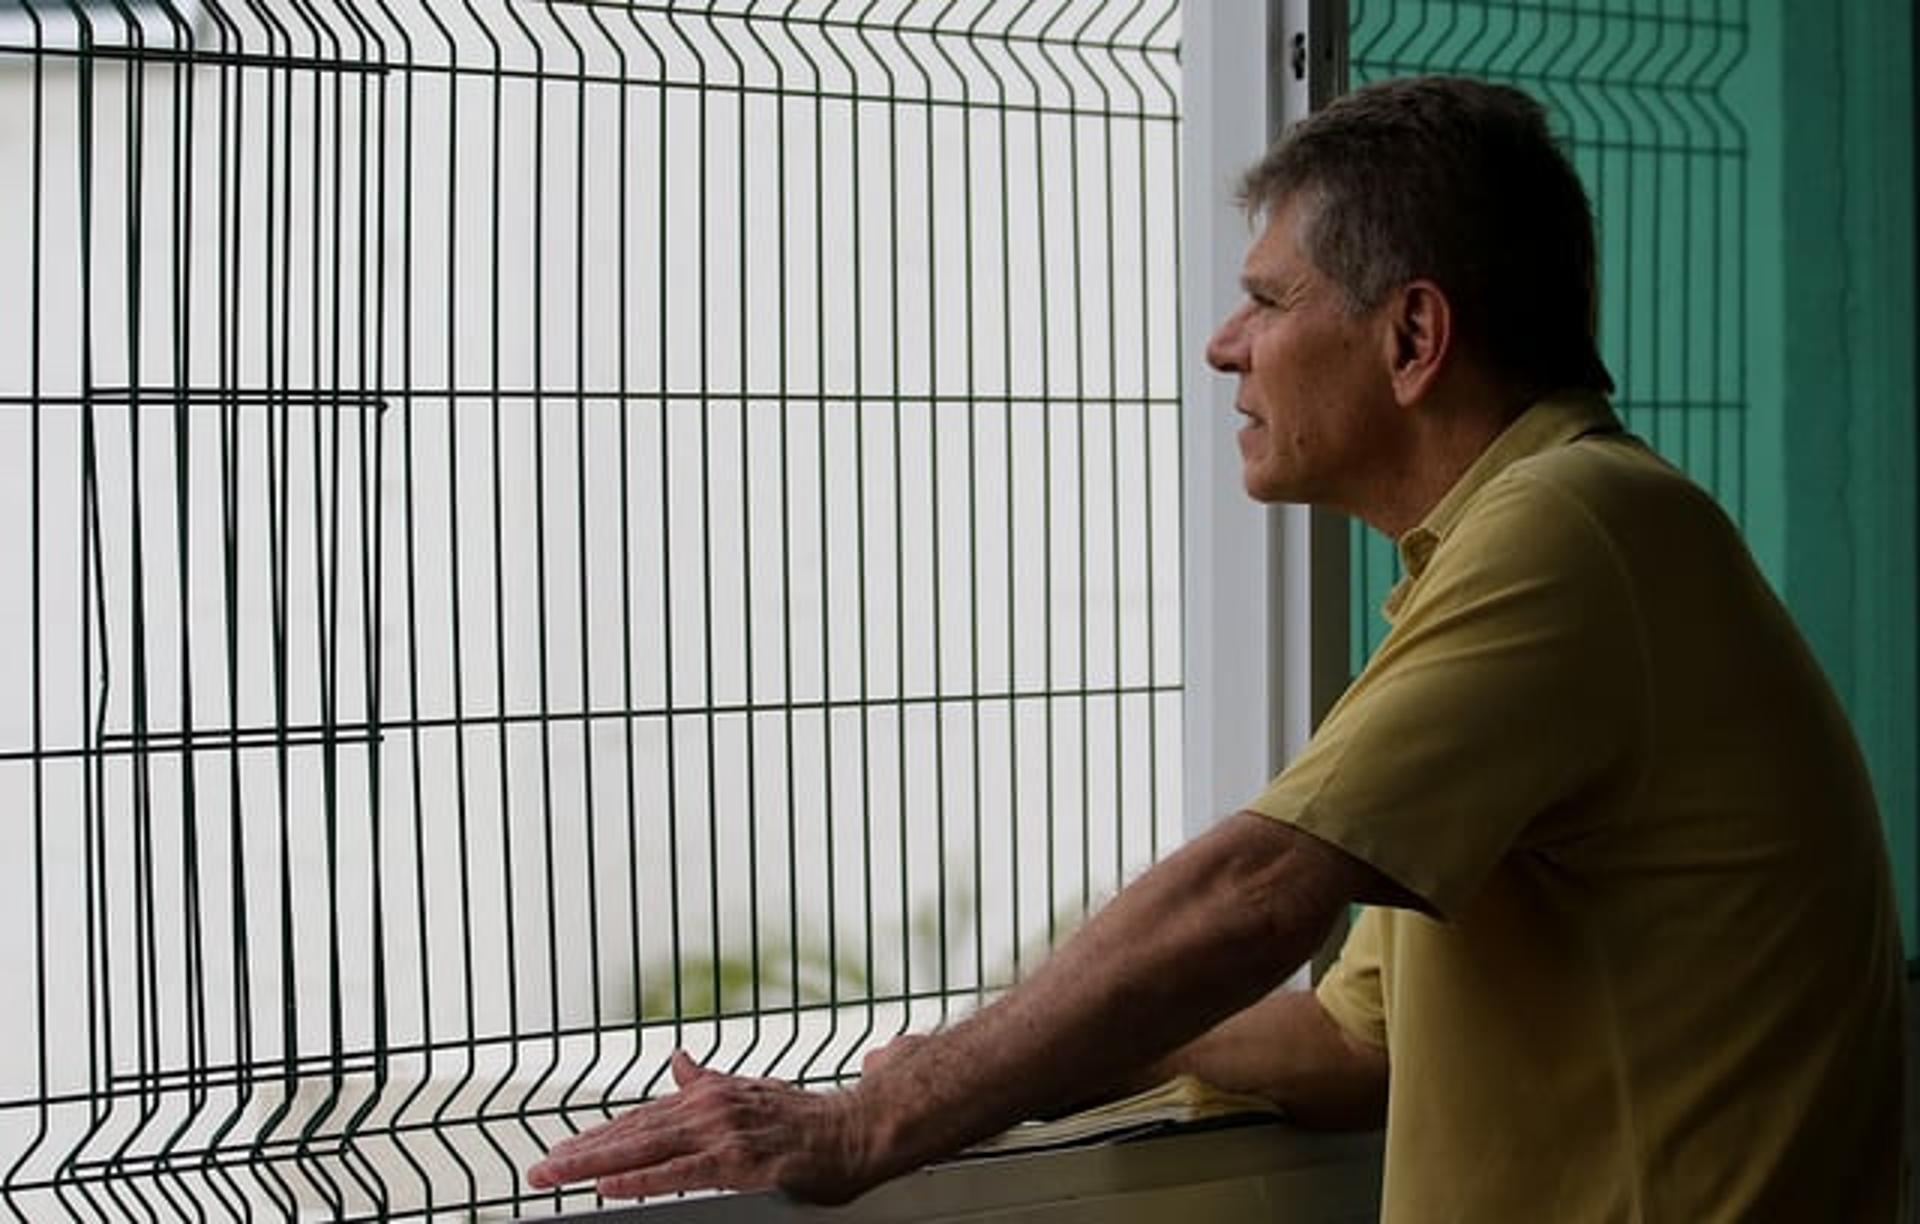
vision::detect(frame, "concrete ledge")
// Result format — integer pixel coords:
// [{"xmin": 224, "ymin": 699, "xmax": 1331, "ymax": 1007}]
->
[{"xmin": 568, "ymin": 1122, "xmax": 1384, "ymax": 1223}]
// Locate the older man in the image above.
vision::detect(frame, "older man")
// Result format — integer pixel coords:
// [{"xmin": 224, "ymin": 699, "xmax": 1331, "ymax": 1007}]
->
[{"xmin": 530, "ymin": 76, "xmax": 1906, "ymax": 1220}]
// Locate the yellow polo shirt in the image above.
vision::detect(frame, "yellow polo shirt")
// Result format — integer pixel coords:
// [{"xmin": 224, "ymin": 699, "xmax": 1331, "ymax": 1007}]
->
[{"xmin": 1245, "ymin": 392, "xmax": 1906, "ymax": 1221}]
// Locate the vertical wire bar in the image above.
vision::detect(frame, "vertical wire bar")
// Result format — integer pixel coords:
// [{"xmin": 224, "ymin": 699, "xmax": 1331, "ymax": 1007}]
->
[
  {"xmin": 1090, "ymin": 5, "xmax": 1127, "ymax": 894},
  {"xmin": 309, "ymin": 0, "xmax": 359, "ymax": 1203},
  {"xmin": 885, "ymin": 7, "xmax": 916, "ymax": 1054},
  {"xmin": 296, "ymin": 0, "xmax": 336, "ymax": 1199},
  {"xmin": 733, "ymin": 4, "xmax": 767, "ymax": 1083},
  {"xmin": 154, "ymin": 6, "xmax": 221, "ymax": 1213},
  {"xmin": 859, "ymin": 7, "xmax": 911, "ymax": 1064},
  {"xmin": 851, "ymin": 5, "xmax": 879, "ymax": 1084},
  {"xmin": 552, "ymin": 0, "xmax": 607, "ymax": 1135},
  {"xmin": 1030, "ymin": 2, "xmax": 1058, "ymax": 955},
  {"xmin": 650, "ymin": 3, "xmax": 686, "ymax": 1095},
  {"xmin": 714, "ymin": 3, "xmax": 768, "ymax": 1080},
  {"xmin": 993, "ymin": 4, "xmax": 1021, "ymax": 988},
  {"xmin": 334, "ymin": 0, "xmax": 385, "ymax": 1197},
  {"xmin": 72, "ymin": 11, "xmax": 126, "ymax": 1215},
  {"xmin": 478, "ymin": 0, "xmax": 524, "ymax": 1186},
  {"xmin": 267, "ymin": 12, "xmax": 311, "ymax": 1188},
  {"xmin": 907, "ymin": 5, "xmax": 953, "ymax": 1030},
  {"xmin": 929, "ymin": 0, "xmax": 985, "ymax": 1022},
  {"xmin": 115, "ymin": 7, "xmax": 175, "ymax": 1210},
  {"xmin": 497, "ymin": 0, "xmax": 564, "ymax": 1179},
  {"xmin": 339, "ymin": 2, "xmax": 393, "ymax": 1212},
  {"xmin": 1642, "ymin": 2, "xmax": 1667, "ymax": 458},
  {"xmin": 339, "ymin": 1, "xmax": 392, "ymax": 1206},
  {"xmin": 207, "ymin": 4, "xmax": 270, "ymax": 1209},
  {"xmin": 1618, "ymin": 0, "xmax": 1644, "ymax": 436},
  {"xmin": 1152, "ymin": 0, "xmax": 1179, "ymax": 862},
  {"xmin": 1675, "ymin": 8, "xmax": 1696, "ymax": 479},
  {"xmin": 1707, "ymin": 0, "xmax": 1729, "ymax": 501},
  {"xmin": 432, "ymin": 1, "xmax": 482, "ymax": 1205},
  {"xmin": 600, "ymin": 0, "xmax": 648, "ymax": 1125},
  {"xmin": 954, "ymin": 2, "xmax": 990, "ymax": 1011},
  {"xmin": 294, "ymin": 4, "xmax": 345, "ymax": 1205},
  {"xmin": 1735, "ymin": 0, "xmax": 1751, "ymax": 521},
  {"xmin": 733, "ymin": 4, "xmax": 805, "ymax": 1082},
  {"xmin": 1720, "ymin": 0, "xmax": 1751, "ymax": 521},
  {"xmin": 795, "ymin": 6, "xmax": 837, "ymax": 1086},
  {"xmin": 386, "ymin": 0, "xmax": 445, "ymax": 1209},
  {"xmin": 659, "ymin": 8, "xmax": 700, "ymax": 1072},
  {"xmin": 9, "ymin": 11, "xmax": 52, "ymax": 1219},
  {"xmin": 840, "ymin": 3, "xmax": 893, "ymax": 1079},
  {"xmin": 684, "ymin": 5, "xmax": 728, "ymax": 1076},
  {"xmin": 1052, "ymin": 7, "xmax": 1094, "ymax": 927},
  {"xmin": 771, "ymin": 5, "xmax": 806, "ymax": 1077}
]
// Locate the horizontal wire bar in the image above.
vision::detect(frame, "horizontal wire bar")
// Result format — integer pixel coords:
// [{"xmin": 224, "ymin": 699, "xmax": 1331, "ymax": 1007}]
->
[
  {"xmin": 0, "ymin": 391, "xmax": 390, "ymax": 409},
  {"xmin": 0, "ymin": 41, "xmax": 1178, "ymax": 123},
  {"xmin": 0, "ymin": 41, "xmax": 389, "ymax": 75},
  {"xmin": 0, "ymin": 981, "xmax": 1006, "ymax": 1116},
  {"xmin": 527, "ymin": 0, "xmax": 1179, "ymax": 58},
  {"xmin": 3, "ymin": 681, "xmax": 1181, "ymax": 762},
  {"xmin": 1615, "ymin": 398, "xmax": 1750, "ymax": 412},
  {"xmin": 1355, "ymin": 2, "xmax": 1745, "ymax": 35},
  {"xmin": 0, "ymin": 389, "xmax": 1183, "ymax": 408}
]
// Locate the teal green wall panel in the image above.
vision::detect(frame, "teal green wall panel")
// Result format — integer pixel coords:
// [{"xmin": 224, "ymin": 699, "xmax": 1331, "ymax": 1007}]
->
[{"xmin": 1769, "ymin": 0, "xmax": 1917, "ymax": 949}]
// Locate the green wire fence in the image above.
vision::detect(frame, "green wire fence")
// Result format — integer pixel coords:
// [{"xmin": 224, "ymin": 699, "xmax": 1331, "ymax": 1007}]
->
[
  {"xmin": 0, "ymin": 0, "xmax": 1184, "ymax": 1217},
  {"xmin": 1347, "ymin": 0, "xmax": 1751, "ymax": 664}
]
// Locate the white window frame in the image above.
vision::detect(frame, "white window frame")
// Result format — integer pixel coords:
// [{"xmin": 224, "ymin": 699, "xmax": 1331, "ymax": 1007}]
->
[{"xmin": 1179, "ymin": 0, "xmax": 1350, "ymax": 843}]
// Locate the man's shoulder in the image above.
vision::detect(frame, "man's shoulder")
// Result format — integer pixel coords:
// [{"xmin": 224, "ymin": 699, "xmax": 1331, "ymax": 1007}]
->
[{"xmin": 1471, "ymin": 430, "xmax": 1725, "ymax": 553}]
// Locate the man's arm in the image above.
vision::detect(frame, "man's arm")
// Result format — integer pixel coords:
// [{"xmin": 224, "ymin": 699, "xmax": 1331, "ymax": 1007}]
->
[
  {"xmin": 1151, "ymin": 988, "xmax": 1388, "ymax": 1129},
  {"xmin": 528, "ymin": 812, "xmax": 1406, "ymax": 1203}
]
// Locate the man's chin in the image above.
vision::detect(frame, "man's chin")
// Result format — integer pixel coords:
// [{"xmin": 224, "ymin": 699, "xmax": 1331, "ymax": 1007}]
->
[{"xmin": 1241, "ymin": 469, "xmax": 1293, "ymax": 504}]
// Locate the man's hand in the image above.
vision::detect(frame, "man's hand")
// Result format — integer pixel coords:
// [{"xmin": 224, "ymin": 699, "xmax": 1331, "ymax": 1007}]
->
[{"xmin": 526, "ymin": 1051, "xmax": 878, "ymax": 1205}]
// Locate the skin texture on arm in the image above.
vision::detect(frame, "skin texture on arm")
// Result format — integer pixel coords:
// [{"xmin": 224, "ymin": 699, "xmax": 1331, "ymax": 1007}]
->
[{"xmin": 526, "ymin": 811, "xmax": 1403, "ymax": 1203}]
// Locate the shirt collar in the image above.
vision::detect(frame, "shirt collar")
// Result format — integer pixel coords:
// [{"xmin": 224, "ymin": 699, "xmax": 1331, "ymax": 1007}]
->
[{"xmin": 1384, "ymin": 389, "xmax": 1622, "ymax": 619}]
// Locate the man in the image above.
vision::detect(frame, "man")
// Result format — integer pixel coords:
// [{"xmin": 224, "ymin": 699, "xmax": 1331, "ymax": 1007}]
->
[{"xmin": 529, "ymin": 76, "xmax": 1907, "ymax": 1219}]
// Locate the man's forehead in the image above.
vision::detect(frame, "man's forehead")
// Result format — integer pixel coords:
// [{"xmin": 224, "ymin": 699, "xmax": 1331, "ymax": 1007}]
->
[{"xmin": 1242, "ymin": 202, "xmax": 1312, "ymax": 283}]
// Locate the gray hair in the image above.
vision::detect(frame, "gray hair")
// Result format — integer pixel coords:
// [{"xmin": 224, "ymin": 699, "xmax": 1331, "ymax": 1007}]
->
[{"xmin": 1239, "ymin": 75, "xmax": 1613, "ymax": 395}]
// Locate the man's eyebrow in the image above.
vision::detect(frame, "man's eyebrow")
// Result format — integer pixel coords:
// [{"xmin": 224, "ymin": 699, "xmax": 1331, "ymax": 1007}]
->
[{"xmin": 1241, "ymin": 273, "xmax": 1291, "ymax": 299}]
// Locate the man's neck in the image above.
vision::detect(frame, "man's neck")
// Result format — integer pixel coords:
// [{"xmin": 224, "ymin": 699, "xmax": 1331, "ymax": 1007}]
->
[{"xmin": 1352, "ymin": 379, "xmax": 1534, "ymax": 539}]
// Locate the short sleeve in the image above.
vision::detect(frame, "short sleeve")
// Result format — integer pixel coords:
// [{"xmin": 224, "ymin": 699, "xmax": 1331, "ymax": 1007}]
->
[
  {"xmin": 1244, "ymin": 471, "xmax": 1646, "ymax": 917},
  {"xmin": 1315, "ymin": 907, "xmax": 1387, "ymax": 1050}
]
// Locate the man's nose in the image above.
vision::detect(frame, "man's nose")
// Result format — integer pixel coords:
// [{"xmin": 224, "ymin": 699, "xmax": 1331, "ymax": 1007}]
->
[{"xmin": 1206, "ymin": 306, "xmax": 1248, "ymax": 373}]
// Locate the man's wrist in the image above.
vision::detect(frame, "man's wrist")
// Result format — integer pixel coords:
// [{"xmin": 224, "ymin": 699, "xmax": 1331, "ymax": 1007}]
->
[{"xmin": 841, "ymin": 1067, "xmax": 928, "ymax": 1185}]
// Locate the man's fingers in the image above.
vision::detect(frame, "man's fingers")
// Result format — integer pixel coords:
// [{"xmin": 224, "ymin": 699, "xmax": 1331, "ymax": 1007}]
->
[
  {"xmin": 531, "ymin": 1095, "xmax": 697, "ymax": 1187},
  {"xmin": 597, "ymin": 1149, "xmax": 752, "ymax": 1201},
  {"xmin": 543, "ymin": 1099, "xmax": 670, "ymax": 1163},
  {"xmin": 530, "ymin": 1119, "xmax": 695, "ymax": 1189}
]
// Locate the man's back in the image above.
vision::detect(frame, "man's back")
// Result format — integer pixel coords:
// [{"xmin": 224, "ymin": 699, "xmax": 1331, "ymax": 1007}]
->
[{"xmin": 1257, "ymin": 394, "xmax": 1906, "ymax": 1220}]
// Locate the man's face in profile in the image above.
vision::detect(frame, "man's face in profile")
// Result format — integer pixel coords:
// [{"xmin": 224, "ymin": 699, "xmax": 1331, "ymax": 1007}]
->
[{"xmin": 1205, "ymin": 197, "xmax": 1394, "ymax": 509}]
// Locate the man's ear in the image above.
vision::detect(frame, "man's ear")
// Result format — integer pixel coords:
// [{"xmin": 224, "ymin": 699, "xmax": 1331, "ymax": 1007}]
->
[{"xmin": 1382, "ymin": 280, "xmax": 1453, "ymax": 406}]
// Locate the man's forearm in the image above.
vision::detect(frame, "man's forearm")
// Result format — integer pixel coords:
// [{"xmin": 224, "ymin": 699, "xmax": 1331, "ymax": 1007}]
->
[
  {"xmin": 1157, "ymin": 988, "xmax": 1388, "ymax": 1129},
  {"xmin": 847, "ymin": 813, "xmax": 1364, "ymax": 1179}
]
